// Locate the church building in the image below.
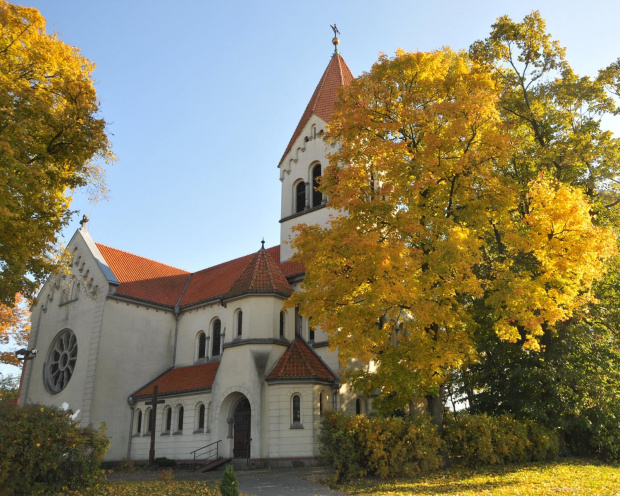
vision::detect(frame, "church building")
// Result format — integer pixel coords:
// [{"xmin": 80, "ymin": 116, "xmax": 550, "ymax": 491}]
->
[{"xmin": 19, "ymin": 38, "xmax": 370, "ymax": 465}]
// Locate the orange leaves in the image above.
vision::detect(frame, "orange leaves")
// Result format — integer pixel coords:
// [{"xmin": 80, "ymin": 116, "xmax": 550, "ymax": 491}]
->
[{"xmin": 0, "ymin": 294, "xmax": 31, "ymax": 366}]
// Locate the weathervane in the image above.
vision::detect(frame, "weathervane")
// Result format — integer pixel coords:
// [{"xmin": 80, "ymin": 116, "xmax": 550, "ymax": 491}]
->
[{"xmin": 330, "ymin": 24, "xmax": 340, "ymax": 55}]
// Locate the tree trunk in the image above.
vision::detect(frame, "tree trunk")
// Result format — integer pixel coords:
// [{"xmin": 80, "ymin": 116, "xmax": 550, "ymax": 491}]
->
[{"xmin": 426, "ymin": 384, "xmax": 445, "ymax": 431}]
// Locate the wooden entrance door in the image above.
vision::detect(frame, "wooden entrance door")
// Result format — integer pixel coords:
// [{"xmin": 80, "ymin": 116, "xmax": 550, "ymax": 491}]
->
[{"xmin": 233, "ymin": 398, "xmax": 251, "ymax": 458}]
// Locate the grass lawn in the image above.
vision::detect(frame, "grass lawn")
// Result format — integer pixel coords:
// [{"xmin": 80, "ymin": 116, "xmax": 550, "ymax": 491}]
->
[
  {"xmin": 341, "ymin": 458, "xmax": 620, "ymax": 495},
  {"xmin": 66, "ymin": 480, "xmax": 221, "ymax": 495},
  {"xmin": 61, "ymin": 458, "xmax": 619, "ymax": 495}
]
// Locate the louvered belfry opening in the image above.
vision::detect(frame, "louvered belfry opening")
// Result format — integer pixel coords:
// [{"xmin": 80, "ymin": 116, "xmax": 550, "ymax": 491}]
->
[
  {"xmin": 312, "ymin": 164, "xmax": 322, "ymax": 207},
  {"xmin": 295, "ymin": 181, "xmax": 306, "ymax": 213}
]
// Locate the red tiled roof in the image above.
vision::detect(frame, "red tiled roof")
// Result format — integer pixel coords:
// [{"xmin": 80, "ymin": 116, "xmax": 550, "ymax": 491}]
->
[
  {"xmin": 133, "ymin": 362, "xmax": 219, "ymax": 399},
  {"xmin": 95, "ymin": 244, "xmax": 305, "ymax": 308},
  {"xmin": 266, "ymin": 337, "xmax": 337, "ymax": 383},
  {"xmin": 279, "ymin": 53, "xmax": 354, "ymax": 166},
  {"xmin": 96, "ymin": 244, "xmax": 190, "ymax": 307},
  {"xmin": 179, "ymin": 246, "xmax": 291, "ymax": 307},
  {"xmin": 226, "ymin": 246, "xmax": 293, "ymax": 297}
]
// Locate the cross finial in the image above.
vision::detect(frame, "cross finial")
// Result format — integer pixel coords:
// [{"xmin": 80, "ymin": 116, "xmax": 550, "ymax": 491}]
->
[
  {"xmin": 330, "ymin": 24, "xmax": 340, "ymax": 55},
  {"xmin": 261, "ymin": 238, "xmax": 265, "ymax": 249},
  {"xmin": 79, "ymin": 214, "xmax": 89, "ymax": 229}
]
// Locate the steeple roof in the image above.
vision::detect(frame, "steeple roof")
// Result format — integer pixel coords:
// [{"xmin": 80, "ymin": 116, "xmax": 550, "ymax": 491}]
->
[{"xmin": 279, "ymin": 53, "xmax": 354, "ymax": 166}]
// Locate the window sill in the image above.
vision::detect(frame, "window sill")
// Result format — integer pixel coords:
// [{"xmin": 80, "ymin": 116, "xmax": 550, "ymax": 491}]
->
[
  {"xmin": 193, "ymin": 429, "xmax": 204, "ymax": 434},
  {"xmin": 173, "ymin": 431, "xmax": 183, "ymax": 436},
  {"xmin": 161, "ymin": 432, "xmax": 170, "ymax": 436},
  {"xmin": 290, "ymin": 424, "xmax": 304, "ymax": 430}
]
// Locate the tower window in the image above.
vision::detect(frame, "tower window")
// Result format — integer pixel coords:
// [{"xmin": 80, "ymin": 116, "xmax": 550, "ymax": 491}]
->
[
  {"xmin": 312, "ymin": 164, "xmax": 322, "ymax": 207},
  {"xmin": 237, "ymin": 310, "xmax": 243, "ymax": 337},
  {"xmin": 295, "ymin": 181, "xmax": 306, "ymax": 213},
  {"xmin": 279, "ymin": 311, "xmax": 285, "ymax": 338},
  {"xmin": 212, "ymin": 319, "xmax": 221, "ymax": 356}
]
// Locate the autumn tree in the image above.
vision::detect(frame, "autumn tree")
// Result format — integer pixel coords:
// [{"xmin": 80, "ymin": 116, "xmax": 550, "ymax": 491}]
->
[
  {"xmin": 289, "ymin": 42, "xmax": 616, "ymax": 426},
  {"xmin": 461, "ymin": 12, "xmax": 620, "ymax": 459},
  {"xmin": 0, "ymin": 1, "xmax": 114, "ymax": 305},
  {"xmin": 0, "ymin": 294, "xmax": 30, "ymax": 366}
]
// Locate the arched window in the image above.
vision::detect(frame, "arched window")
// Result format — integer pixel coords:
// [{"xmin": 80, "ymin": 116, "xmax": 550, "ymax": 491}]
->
[
  {"xmin": 135, "ymin": 409, "xmax": 142, "ymax": 435},
  {"xmin": 319, "ymin": 392, "xmax": 323, "ymax": 416},
  {"xmin": 279, "ymin": 311, "xmax": 285, "ymax": 338},
  {"xmin": 295, "ymin": 181, "xmax": 306, "ymax": 213},
  {"xmin": 163, "ymin": 407, "xmax": 172, "ymax": 433},
  {"xmin": 177, "ymin": 406, "xmax": 184, "ymax": 432},
  {"xmin": 212, "ymin": 319, "xmax": 221, "ymax": 356},
  {"xmin": 309, "ymin": 318, "xmax": 315, "ymax": 342},
  {"xmin": 311, "ymin": 164, "xmax": 322, "ymax": 207},
  {"xmin": 197, "ymin": 332, "xmax": 206, "ymax": 359},
  {"xmin": 197, "ymin": 404, "xmax": 205, "ymax": 431},
  {"xmin": 145, "ymin": 408, "xmax": 152, "ymax": 434},
  {"xmin": 292, "ymin": 394, "xmax": 301, "ymax": 426},
  {"xmin": 236, "ymin": 310, "xmax": 243, "ymax": 337},
  {"xmin": 356, "ymin": 398, "xmax": 362, "ymax": 415}
]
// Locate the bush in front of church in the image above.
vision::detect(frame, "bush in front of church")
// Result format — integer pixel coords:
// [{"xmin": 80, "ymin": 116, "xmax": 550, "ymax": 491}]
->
[
  {"xmin": 0, "ymin": 402, "xmax": 109, "ymax": 495},
  {"xmin": 319, "ymin": 410, "xmax": 443, "ymax": 482}
]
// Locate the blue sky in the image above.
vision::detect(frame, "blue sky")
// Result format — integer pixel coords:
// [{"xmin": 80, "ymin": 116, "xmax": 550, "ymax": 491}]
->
[{"xmin": 2, "ymin": 0, "xmax": 619, "ymax": 376}]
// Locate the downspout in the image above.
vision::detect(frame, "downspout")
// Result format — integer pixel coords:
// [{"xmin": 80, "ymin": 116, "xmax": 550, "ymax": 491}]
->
[{"xmin": 172, "ymin": 274, "xmax": 192, "ymax": 367}]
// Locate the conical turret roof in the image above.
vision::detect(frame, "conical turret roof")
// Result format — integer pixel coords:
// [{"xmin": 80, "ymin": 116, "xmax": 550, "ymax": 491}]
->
[
  {"xmin": 226, "ymin": 244, "xmax": 293, "ymax": 298},
  {"xmin": 279, "ymin": 53, "xmax": 354, "ymax": 166}
]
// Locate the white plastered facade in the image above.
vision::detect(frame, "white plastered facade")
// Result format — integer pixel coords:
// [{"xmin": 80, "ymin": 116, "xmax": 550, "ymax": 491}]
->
[{"xmin": 21, "ymin": 56, "xmax": 373, "ymax": 465}]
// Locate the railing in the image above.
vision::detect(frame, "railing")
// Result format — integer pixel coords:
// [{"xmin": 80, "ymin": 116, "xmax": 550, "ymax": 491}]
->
[{"xmin": 190, "ymin": 440, "xmax": 221, "ymax": 471}]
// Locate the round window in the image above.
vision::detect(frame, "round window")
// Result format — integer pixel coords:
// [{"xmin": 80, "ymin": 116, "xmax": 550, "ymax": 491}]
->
[{"xmin": 45, "ymin": 329, "xmax": 78, "ymax": 393}]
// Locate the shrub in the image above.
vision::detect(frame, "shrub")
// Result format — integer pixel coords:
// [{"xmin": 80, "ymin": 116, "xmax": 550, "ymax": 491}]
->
[
  {"xmin": 319, "ymin": 410, "xmax": 442, "ymax": 482},
  {"xmin": 0, "ymin": 402, "xmax": 108, "ymax": 495},
  {"xmin": 444, "ymin": 413, "xmax": 558, "ymax": 468},
  {"xmin": 219, "ymin": 465, "xmax": 239, "ymax": 496},
  {"xmin": 154, "ymin": 457, "xmax": 177, "ymax": 468}
]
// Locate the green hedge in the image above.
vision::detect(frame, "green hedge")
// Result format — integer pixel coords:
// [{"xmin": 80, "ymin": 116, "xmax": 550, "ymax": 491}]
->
[
  {"xmin": 443, "ymin": 412, "xmax": 559, "ymax": 467},
  {"xmin": 0, "ymin": 403, "xmax": 109, "ymax": 495},
  {"xmin": 319, "ymin": 410, "xmax": 443, "ymax": 481}
]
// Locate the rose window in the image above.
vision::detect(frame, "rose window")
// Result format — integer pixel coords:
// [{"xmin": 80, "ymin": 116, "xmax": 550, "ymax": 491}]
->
[{"xmin": 45, "ymin": 329, "xmax": 78, "ymax": 393}]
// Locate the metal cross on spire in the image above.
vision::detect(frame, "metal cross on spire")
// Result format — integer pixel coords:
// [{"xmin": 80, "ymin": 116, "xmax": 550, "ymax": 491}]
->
[{"xmin": 330, "ymin": 24, "xmax": 340, "ymax": 55}]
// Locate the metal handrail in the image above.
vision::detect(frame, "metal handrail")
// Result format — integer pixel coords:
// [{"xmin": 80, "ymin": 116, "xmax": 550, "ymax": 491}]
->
[{"xmin": 190, "ymin": 439, "xmax": 221, "ymax": 471}]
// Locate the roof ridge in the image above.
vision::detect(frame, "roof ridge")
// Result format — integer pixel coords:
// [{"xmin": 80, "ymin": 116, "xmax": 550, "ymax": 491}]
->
[
  {"xmin": 190, "ymin": 245, "xmax": 281, "ymax": 276},
  {"xmin": 96, "ymin": 243, "xmax": 189, "ymax": 273}
]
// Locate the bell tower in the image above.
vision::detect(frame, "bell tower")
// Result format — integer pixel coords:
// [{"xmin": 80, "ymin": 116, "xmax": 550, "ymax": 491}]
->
[{"xmin": 277, "ymin": 33, "xmax": 353, "ymax": 262}]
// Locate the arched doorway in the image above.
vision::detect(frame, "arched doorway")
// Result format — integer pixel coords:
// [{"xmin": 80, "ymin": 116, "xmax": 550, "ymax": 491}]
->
[{"xmin": 233, "ymin": 398, "xmax": 251, "ymax": 458}]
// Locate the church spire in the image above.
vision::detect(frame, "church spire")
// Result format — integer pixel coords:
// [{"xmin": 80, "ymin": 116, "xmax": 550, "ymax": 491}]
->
[{"xmin": 278, "ymin": 35, "xmax": 354, "ymax": 167}]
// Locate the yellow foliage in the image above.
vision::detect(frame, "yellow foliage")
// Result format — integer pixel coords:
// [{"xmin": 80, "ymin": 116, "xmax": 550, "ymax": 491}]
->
[
  {"xmin": 0, "ymin": 1, "xmax": 114, "ymax": 305},
  {"xmin": 288, "ymin": 44, "xmax": 617, "ymax": 410}
]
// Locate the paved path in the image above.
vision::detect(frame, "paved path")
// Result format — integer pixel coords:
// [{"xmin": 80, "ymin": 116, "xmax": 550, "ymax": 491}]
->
[{"xmin": 107, "ymin": 466, "xmax": 349, "ymax": 496}]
